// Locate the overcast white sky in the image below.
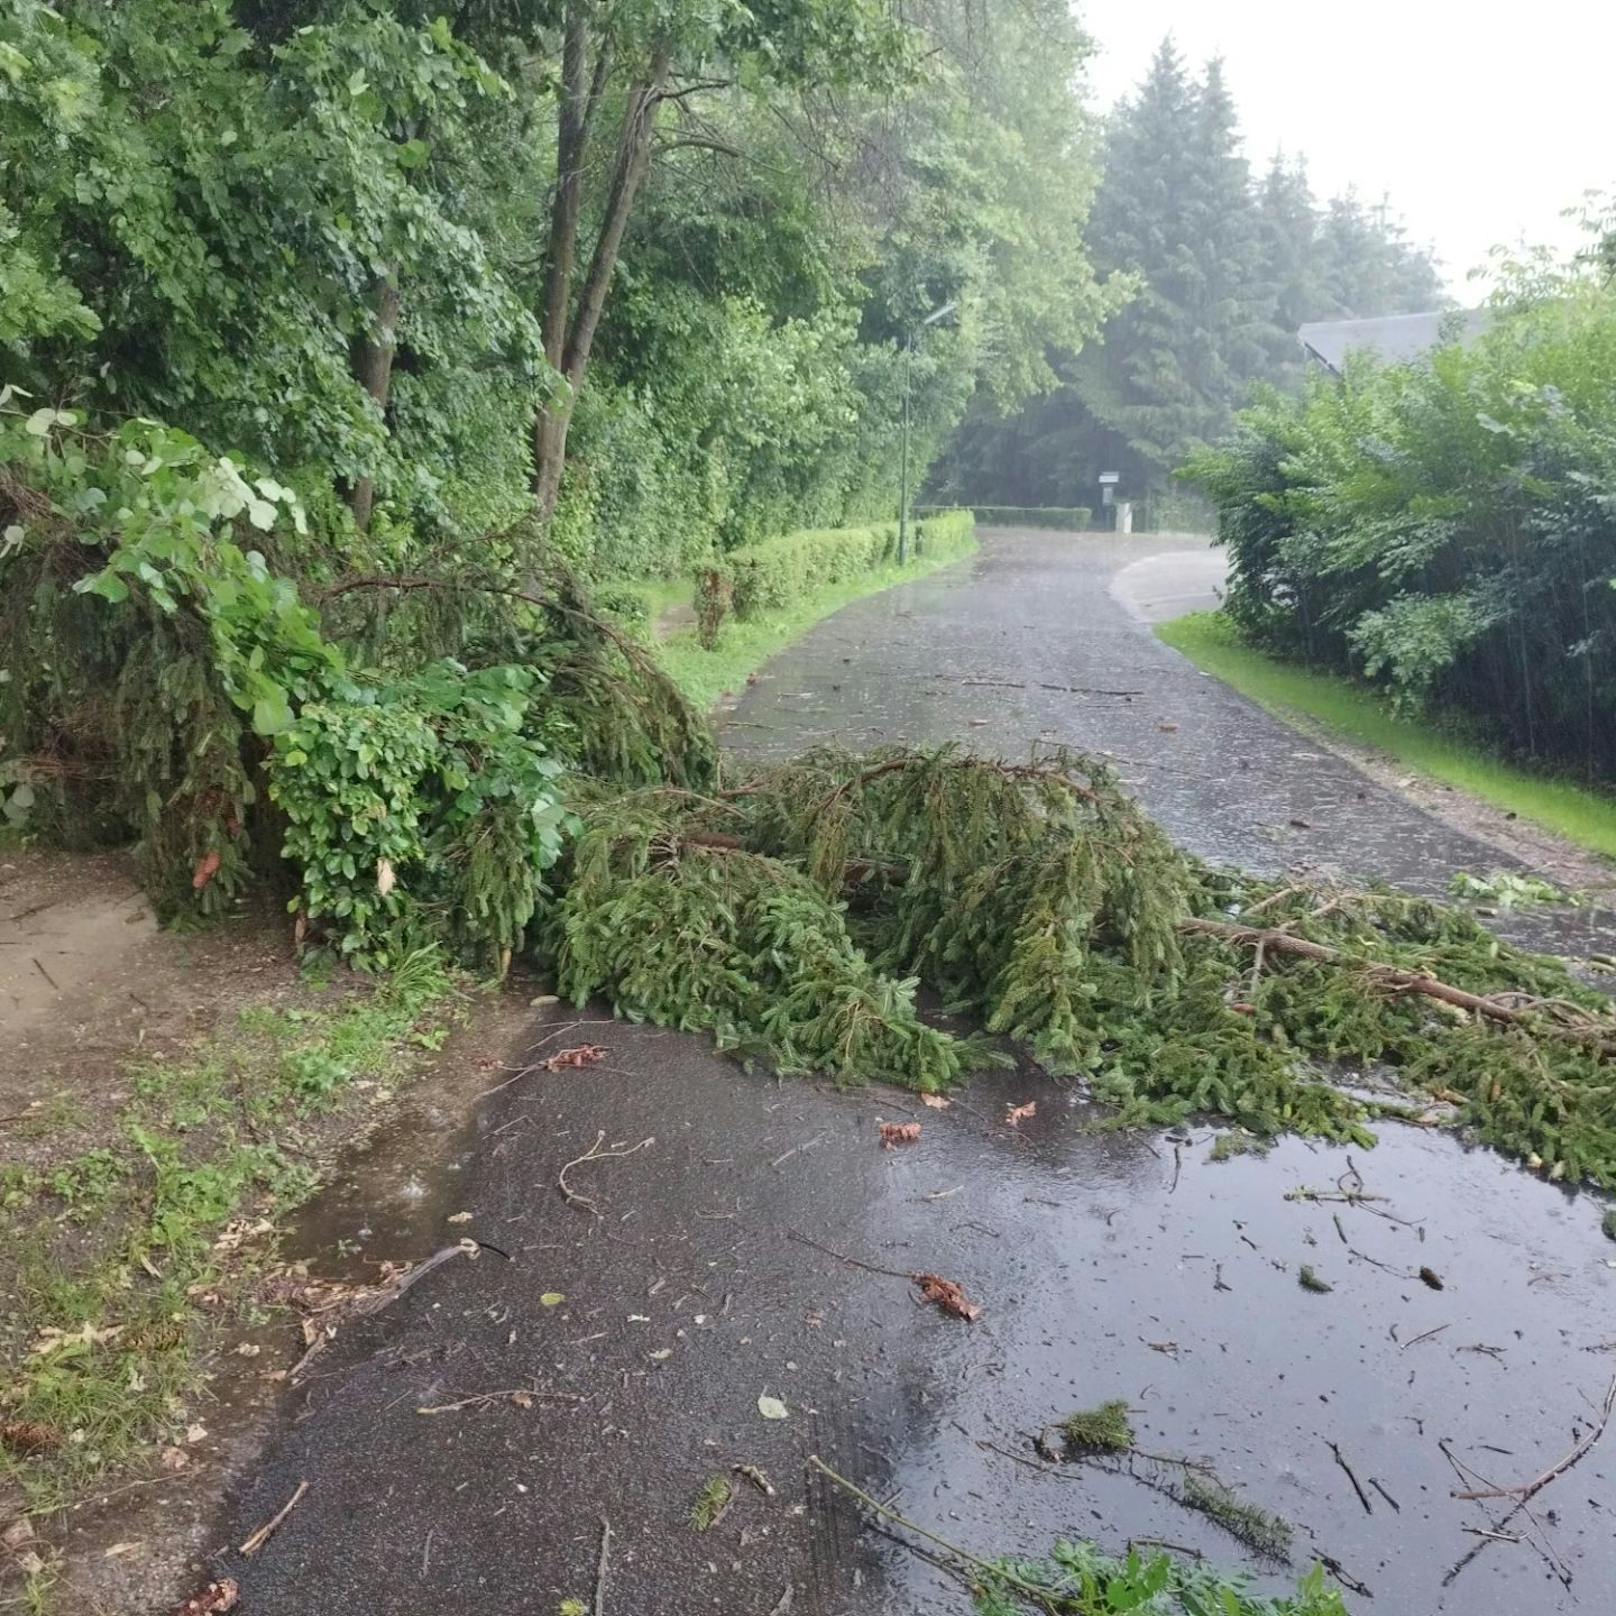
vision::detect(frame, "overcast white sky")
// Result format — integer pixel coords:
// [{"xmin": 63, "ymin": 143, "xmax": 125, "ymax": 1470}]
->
[{"xmin": 1078, "ymin": 0, "xmax": 1616, "ymax": 297}]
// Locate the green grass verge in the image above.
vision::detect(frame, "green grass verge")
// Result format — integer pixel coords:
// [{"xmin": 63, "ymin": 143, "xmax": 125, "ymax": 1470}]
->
[
  {"xmin": 655, "ymin": 531, "xmax": 979, "ymax": 711},
  {"xmin": 0, "ymin": 948, "xmax": 462, "ymax": 1532},
  {"xmin": 1158, "ymin": 612, "xmax": 1616, "ymax": 860}
]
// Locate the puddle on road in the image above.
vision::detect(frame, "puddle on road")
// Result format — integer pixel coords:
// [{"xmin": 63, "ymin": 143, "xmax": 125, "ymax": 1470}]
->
[
  {"xmin": 839, "ymin": 1075, "xmax": 1616, "ymax": 1614},
  {"xmin": 279, "ymin": 1000, "xmax": 551, "ymax": 1279}
]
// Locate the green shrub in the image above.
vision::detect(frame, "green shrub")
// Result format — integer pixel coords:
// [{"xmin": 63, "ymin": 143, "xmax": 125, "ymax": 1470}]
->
[
  {"xmin": 728, "ymin": 522, "xmax": 901, "ymax": 619},
  {"xmin": 920, "ymin": 504, "xmax": 1095, "ymax": 531},
  {"xmin": 1185, "ymin": 281, "xmax": 1616, "ymax": 778}
]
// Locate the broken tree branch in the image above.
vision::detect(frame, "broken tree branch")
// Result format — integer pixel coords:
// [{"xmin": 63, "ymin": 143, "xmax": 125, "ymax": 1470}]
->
[
  {"xmin": 1451, "ymin": 1376, "xmax": 1616, "ymax": 1504},
  {"xmin": 1181, "ymin": 917, "xmax": 1616, "ymax": 1054}
]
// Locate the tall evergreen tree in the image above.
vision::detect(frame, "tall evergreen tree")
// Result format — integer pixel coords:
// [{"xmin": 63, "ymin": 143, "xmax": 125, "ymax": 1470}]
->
[
  {"xmin": 943, "ymin": 36, "xmax": 1449, "ymax": 508},
  {"xmin": 1255, "ymin": 151, "xmax": 1327, "ymax": 384}
]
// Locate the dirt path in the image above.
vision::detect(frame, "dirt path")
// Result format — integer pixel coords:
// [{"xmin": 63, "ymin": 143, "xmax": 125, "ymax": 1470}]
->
[{"xmin": 209, "ymin": 531, "xmax": 1614, "ymax": 1616}]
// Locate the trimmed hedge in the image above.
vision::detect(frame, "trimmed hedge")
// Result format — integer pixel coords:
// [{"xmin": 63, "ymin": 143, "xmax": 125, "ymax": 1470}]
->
[
  {"xmin": 695, "ymin": 510, "xmax": 976, "ymax": 638},
  {"xmin": 919, "ymin": 503, "xmax": 1095, "ymax": 531}
]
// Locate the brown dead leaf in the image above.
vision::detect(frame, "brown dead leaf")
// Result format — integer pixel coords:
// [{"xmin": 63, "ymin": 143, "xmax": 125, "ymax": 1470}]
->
[
  {"xmin": 543, "ymin": 1043, "xmax": 608, "ymax": 1070},
  {"xmin": 0, "ymin": 1419, "xmax": 62, "ymax": 1456},
  {"xmin": 174, "ymin": 1579, "xmax": 240, "ymax": 1615},
  {"xmin": 878, "ymin": 1121, "xmax": 922, "ymax": 1149},
  {"xmin": 914, "ymin": 1273, "xmax": 981, "ymax": 1322},
  {"xmin": 191, "ymin": 849, "xmax": 222, "ymax": 891},
  {"xmin": 376, "ymin": 856, "xmax": 397, "ymax": 897},
  {"xmin": 159, "ymin": 1445, "xmax": 191, "ymax": 1471},
  {"xmin": 1005, "ymin": 1101, "xmax": 1037, "ymax": 1125},
  {"xmin": 920, "ymin": 1094, "xmax": 952, "ymax": 1110}
]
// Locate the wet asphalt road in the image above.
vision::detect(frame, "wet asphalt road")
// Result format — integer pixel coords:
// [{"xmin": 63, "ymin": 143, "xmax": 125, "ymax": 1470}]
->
[{"xmin": 223, "ymin": 531, "xmax": 1616, "ymax": 1615}]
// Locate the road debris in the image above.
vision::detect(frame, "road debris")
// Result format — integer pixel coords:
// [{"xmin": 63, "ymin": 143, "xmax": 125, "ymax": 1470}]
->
[
  {"xmin": 757, "ymin": 1395, "xmax": 790, "ymax": 1421},
  {"xmin": 557, "ymin": 1130, "xmax": 655, "ymax": 1216},
  {"xmin": 915, "ymin": 1273, "xmax": 981, "ymax": 1321},
  {"xmin": 690, "ymin": 1475, "xmax": 734, "ymax": 1532},
  {"xmin": 239, "ymin": 1479, "xmax": 308, "ymax": 1558},
  {"xmin": 173, "ymin": 1580, "xmax": 240, "ymax": 1615},
  {"xmin": 878, "ymin": 1121, "xmax": 922, "ymax": 1148},
  {"xmin": 734, "ymin": 1463, "xmax": 776, "ymax": 1497},
  {"xmin": 1005, "ymin": 1100, "xmax": 1037, "ymax": 1125},
  {"xmin": 1059, "ymin": 1400, "xmax": 1133, "ymax": 1454},
  {"xmin": 787, "ymin": 1228, "xmax": 984, "ymax": 1321},
  {"xmin": 1327, "ymin": 1440, "xmax": 1374, "ymax": 1514},
  {"xmin": 1297, "ymin": 1264, "xmax": 1332, "ymax": 1294}
]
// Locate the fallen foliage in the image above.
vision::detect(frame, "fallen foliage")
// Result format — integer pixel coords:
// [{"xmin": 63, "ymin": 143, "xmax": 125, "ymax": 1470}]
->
[
  {"xmin": 547, "ymin": 744, "xmax": 1616, "ymax": 1188},
  {"xmin": 1059, "ymin": 1400, "xmax": 1134, "ymax": 1454},
  {"xmin": 879, "ymin": 1121, "xmax": 922, "ymax": 1148},
  {"xmin": 915, "ymin": 1273, "xmax": 982, "ymax": 1322}
]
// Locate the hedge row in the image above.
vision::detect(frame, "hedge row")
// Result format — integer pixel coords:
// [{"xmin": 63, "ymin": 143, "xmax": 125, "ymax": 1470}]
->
[
  {"xmin": 695, "ymin": 511, "xmax": 975, "ymax": 640},
  {"xmin": 918, "ymin": 503, "xmax": 1095, "ymax": 531}
]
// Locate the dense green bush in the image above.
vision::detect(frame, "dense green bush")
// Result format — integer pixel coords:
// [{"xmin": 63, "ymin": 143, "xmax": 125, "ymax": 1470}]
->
[
  {"xmin": 690, "ymin": 510, "xmax": 975, "ymax": 636},
  {"xmin": 1186, "ymin": 281, "xmax": 1616, "ymax": 779}
]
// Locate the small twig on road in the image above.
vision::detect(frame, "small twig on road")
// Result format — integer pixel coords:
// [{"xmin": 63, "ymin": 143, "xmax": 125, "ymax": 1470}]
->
[
  {"xmin": 593, "ymin": 1516, "xmax": 611, "ymax": 1616},
  {"xmin": 31, "ymin": 956, "xmax": 60, "ymax": 992},
  {"xmin": 239, "ymin": 1480, "xmax": 308, "ymax": 1557},
  {"xmin": 1402, "ymin": 1323, "xmax": 1450, "ymax": 1350},
  {"xmin": 557, "ymin": 1131, "xmax": 654, "ymax": 1216},
  {"xmin": 767, "ymin": 1586, "xmax": 794, "ymax": 1616},
  {"xmin": 1368, "ymin": 1477, "xmax": 1401, "ymax": 1513},
  {"xmin": 1327, "ymin": 1441, "xmax": 1373, "ymax": 1514},
  {"xmin": 786, "ymin": 1228, "xmax": 914, "ymax": 1281},
  {"xmin": 416, "ymin": 1388, "xmax": 582, "ymax": 1415},
  {"xmin": 770, "ymin": 1134, "xmax": 824, "ymax": 1169}
]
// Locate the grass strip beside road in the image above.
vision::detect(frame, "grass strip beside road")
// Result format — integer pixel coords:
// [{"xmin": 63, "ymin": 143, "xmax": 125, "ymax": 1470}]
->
[
  {"xmin": 1158, "ymin": 611, "xmax": 1616, "ymax": 861},
  {"xmin": 654, "ymin": 533, "xmax": 979, "ymax": 712}
]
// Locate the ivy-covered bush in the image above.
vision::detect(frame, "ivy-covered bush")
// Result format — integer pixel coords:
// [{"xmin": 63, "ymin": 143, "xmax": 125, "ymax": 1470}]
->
[
  {"xmin": 1186, "ymin": 282, "xmax": 1616, "ymax": 778},
  {"xmin": 269, "ymin": 663, "xmax": 571, "ymax": 969}
]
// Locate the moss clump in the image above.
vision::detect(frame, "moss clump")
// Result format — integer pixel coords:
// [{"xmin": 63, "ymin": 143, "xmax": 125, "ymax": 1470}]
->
[
  {"xmin": 1181, "ymin": 1473, "xmax": 1294, "ymax": 1562},
  {"xmin": 1060, "ymin": 1399, "xmax": 1134, "ymax": 1454},
  {"xmin": 1209, "ymin": 1131, "xmax": 1272, "ymax": 1163},
  {"xmin": 1603, "ymin": 1207, "xmax": 1616, "ymax": 1242},
  {"xmin": 1297, "ymin": 1265, "xmax": 1333, "ymax": 1294}
]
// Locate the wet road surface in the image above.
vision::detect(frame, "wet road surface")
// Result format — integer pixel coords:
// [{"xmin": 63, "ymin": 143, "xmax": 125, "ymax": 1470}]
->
[{"xmin": 222, "ymin": 531, "xmax": 1616, "ymax": 1614}]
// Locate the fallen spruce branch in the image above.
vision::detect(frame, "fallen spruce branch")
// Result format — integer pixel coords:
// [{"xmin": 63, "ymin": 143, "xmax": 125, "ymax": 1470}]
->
[
  {"xmin": 807, "ymin": 1456, "xmax": 1058, "ymax": 1607},
  {"xmin": 1181, "ymin": 917, "xmax": 1616, "ymax": 1055}
]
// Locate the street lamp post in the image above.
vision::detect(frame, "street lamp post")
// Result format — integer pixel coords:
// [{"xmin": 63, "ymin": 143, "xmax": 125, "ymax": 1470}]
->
[{"xmin": 898, "ymin": 300, "xmax": 957, "ymax": 566}]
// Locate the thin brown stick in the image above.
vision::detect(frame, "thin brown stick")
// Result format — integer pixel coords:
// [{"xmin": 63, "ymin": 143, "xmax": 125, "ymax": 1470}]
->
[
  {"xmin": 1327, "ymin": 1441, "xmax": 1373, "ymax": 1514},
  {"xmin": 1451, "ymin": 1376, "xmax": 1616, "ymax": 1503},
  {"xmin": 593, "ymin": 1515, "xmax": 611, "ymax": 1616},
  {"xmin": 557, "ymin": 1132, "xmax": 654, "ymax": 1216},
  {"xmin": 239, "ymin": 1479, "xmax": 308, "ymax": 1557},
  {"xmin": 786, "ymin": 1228, "xmax": 914, "ymax": 1281}
]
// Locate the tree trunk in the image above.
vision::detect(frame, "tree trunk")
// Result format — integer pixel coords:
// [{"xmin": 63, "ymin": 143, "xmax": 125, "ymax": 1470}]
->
[
  {"xmin": 531, "ymin": 43, "xmax": 671, "ymax": 525},
  {"xmin": 348, "ymin": 275, "xmax": 400, "ymax": 531}
]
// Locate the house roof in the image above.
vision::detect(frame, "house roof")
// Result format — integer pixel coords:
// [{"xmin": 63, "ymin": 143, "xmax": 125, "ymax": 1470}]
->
[{"xmin": 1297, "ymin": 309, "xmax": 1491, "ymax": 373}]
